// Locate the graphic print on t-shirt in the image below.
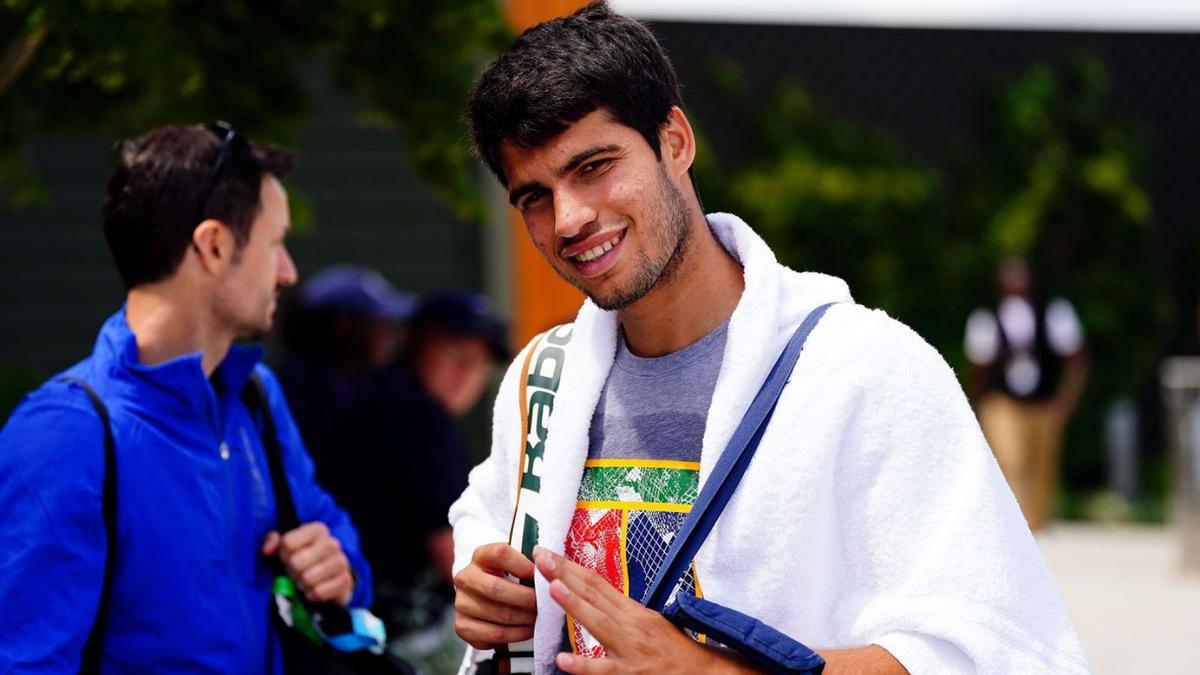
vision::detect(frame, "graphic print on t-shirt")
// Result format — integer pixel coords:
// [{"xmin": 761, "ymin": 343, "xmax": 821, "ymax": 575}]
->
[{"xmin": 564, "ymin": 458, "xmax": 703, "ymax": 658}]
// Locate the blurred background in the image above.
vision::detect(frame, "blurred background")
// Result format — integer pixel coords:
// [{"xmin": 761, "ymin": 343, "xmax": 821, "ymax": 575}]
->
[{"xmin": 3, "ymin": 1, "xmax": 1200, "ymax": 671}]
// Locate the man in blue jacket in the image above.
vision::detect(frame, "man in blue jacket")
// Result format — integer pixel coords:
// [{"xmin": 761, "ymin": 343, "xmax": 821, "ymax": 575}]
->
[{"xmin": 0, "ymin": 123, "xmax": 373, "ymax": 672}]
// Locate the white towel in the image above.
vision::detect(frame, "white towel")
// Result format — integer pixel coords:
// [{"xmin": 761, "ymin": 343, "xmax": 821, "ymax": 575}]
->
[{"xmin": 450, "ymin": 213, "xmax": 1089, "ymax": 674}]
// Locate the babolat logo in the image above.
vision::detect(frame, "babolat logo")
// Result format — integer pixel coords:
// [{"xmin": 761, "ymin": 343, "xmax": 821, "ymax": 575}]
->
[
  {"xmin": 500, "ymin": 323, "xmax": 574, "ymax": 671},
  {"xmin": 514, "ymin": 323, "xmax": 573, "ymax": 560}
]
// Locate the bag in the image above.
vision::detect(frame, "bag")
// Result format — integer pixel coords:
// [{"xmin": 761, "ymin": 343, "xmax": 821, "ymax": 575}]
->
[
  {"xmin": 637, "ymin": 303, "xmax": 836, "ymax": 674},
  {"xmin": 242, "ymin": 373, "xmax": 414, "ymax": 675}
]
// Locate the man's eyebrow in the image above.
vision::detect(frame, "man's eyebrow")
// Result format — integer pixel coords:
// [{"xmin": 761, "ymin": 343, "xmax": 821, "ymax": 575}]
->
[
  {"xmin": 507, "ymin": 144, "xmax": 622, "ymax": 207},
  {"xmin": 508, "ymin": 181, "xmax": 543, "ymax": 208},
  {"xmin": 558, "ymin": 144, "xmax": 620, "ymax": 177}
]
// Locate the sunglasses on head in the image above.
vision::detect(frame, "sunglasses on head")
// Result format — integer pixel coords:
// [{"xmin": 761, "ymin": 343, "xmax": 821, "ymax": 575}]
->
[{"xmin": 196, "ymin": 121, "xmax": 249, "ymax": 221}]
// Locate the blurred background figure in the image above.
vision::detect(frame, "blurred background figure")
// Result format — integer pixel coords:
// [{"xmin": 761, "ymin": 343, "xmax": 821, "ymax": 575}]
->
[
  {"xmin": 278, "ymin": 265, "xmax": 414, "ymax": 469},
  {"xmin": 965, "ymin": 258, "xmax": 1089, "ymax": 531},
  {"xmin": 282, "ymin": 285, "xmax": 508, "ymax": 674}
]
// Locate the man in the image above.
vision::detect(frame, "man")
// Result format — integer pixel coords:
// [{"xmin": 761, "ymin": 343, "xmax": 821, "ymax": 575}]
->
[
  {"xmin": 0, "ymin": 124, "xmax": 373, "ymax": 672},
  {"xmin": 965, "ymin": 258, "xmax": 1088, "ymax": 531},
  {"xmin": 287, "ymin": 289, "xmax": 508, "ymax": 672},
  {"xmin": 449, "ymin": 3, "xmax": 1088, "ymax": 674}
]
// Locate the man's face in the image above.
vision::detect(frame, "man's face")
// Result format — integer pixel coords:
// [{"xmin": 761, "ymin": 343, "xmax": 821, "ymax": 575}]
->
[
  {"xmin": 417, "ymin": 335, "xmax": 496, "ymax": 417},
  {"xmin": 500, "ymin": 110, "xmax": 692, "ymax": 311},
  {"xmin": 215, "ymin": 174, "xmax": 298, "ymax": 339}
]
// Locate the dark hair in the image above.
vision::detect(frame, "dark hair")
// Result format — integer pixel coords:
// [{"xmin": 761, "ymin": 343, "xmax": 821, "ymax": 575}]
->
[
  {"xmin": 468, "ymin": 1, "xmax": 685, "ymax": 188},
  {"xmin": 101, "ymin": 124, "xmax": 294, "ymax": 289}
]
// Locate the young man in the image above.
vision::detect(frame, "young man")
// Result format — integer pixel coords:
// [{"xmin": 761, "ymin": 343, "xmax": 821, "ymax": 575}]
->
[
  {"xmin": 0, "ymin": 124, "xmax": 373, "ymax": 672},
  {"xmin": 449, "ymin": 3, "xmax": 1088, "ymax": 674}
]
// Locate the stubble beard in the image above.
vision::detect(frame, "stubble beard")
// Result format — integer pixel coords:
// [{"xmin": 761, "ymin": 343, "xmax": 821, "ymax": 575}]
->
[
  {"xmin": 216, "ymin": 285, "xmax": 277, "ymax": 343},
  {"xmin": 572, "ymin": 168, "xmax": 694, "ymax": 312}
]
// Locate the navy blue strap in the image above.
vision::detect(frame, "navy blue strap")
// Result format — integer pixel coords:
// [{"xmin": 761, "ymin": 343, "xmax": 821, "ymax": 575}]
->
[
  {"xmin": 59, "ymin": 376, "xmax": 117, "ymax": 675},
  {"xmin": 643, "ymin": 303, "xmax": 836, "ymax": 612}
]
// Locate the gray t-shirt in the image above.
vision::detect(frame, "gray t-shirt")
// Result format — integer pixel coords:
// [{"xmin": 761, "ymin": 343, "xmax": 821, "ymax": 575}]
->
[
  {"xmin": 588, "ymin": 320, "xmax": 728, "ymax": 461},
  {"xmin": 564, "ymin": 320, "xmax": 728, "ymax": 657}
]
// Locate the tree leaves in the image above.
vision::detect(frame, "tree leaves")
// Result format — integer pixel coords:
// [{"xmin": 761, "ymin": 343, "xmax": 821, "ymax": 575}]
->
[{"xmin": 0, "ymin": 0, "xmax": 509, "ymax": 217}]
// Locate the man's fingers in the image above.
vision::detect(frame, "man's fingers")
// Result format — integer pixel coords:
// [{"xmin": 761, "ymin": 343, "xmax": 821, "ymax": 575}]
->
[
  {"xmin": 309, "ymin": 569, "xmax": 354, "ymax": 605},
  {"xmin": 455, "ymin": 588, "xmax": 537, "ymax": 627},
  {"xmin": 535, "ymin": 548, "xmax": 624, "ymax": 617},
  {"xmin": 454, "ymin": 613, "xmax": 536, "ymax": 650},
  {"xmin": 548, "ymin": 578, "xmax": 621, "ymax": 646},
  {"xmin": 556, "ymin": 652, "xmax": 617, "ymax": 675},
  {"xmin": 297, "ymin": 553, "xmax": 347, "ymax": 592},
  {"xmin": 284, "ymin": 533, "xmax": 341, "ymax": 572},
  {"xmin": 261, "ymin": 531, "xmax": 281, "ymax": 556},
  {"xmin": 473, "ymin": 542, "xmax": 535, "ymax": 580},
  {"xmin": 454, "ymin": 565, "xmax": 537, "ymax": 611},
  {"xmin": 280, "ymin": 522, "xmax": 327, "ymax": 555}
]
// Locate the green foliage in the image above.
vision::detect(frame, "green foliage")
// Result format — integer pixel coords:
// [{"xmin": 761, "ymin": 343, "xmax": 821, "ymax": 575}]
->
[
  {"xmin": 697, "ymin": 70, "xmax": 970, "ymax": 356},
  {"xmin": 951, "ymin": 54, "xmax": 1170, "ymax": 489},
  {"xmin": 699, "ymin": 55, "xmax": 1167, "ymax": 494},
  {"xmin": 0, "ymin": 0, "xmax": 509, "ymax": 219}
]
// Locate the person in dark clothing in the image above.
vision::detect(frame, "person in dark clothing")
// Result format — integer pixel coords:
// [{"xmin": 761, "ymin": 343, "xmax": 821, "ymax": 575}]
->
[
  {"xmin": 965, "ymin": 257, "xmax": 1089, "ymax": 531},
  {"xmin": 277, "ymin": 265, "xmax": 414, "ymax": 471},
  {"xmin": 280, "ymin": 286, "xmax": 507, "ymax": 673},
  {"xmin": 365, "ymin": 293, "xmax": 508, "ymax": 659}
]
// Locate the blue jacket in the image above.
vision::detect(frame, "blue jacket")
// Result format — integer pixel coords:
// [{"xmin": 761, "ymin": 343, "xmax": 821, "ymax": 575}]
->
[{"xmin": 0, "ymin": 309, "xmax": 373, "ymax": 673}]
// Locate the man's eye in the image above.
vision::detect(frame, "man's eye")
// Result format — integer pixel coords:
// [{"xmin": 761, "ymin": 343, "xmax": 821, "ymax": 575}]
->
[
  {"xmin": 521, "ymin": 192, "xmax": 547, "ymax": 211},
  {"xmin": 581, "ymin": 159, "xmax": 610, "ymax": 175}
]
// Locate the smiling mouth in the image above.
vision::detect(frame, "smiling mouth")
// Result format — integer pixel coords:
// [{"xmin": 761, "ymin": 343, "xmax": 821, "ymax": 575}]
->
[{"xmin": 566, "ymin": 231, "xmax": 624, "ymax": 263}]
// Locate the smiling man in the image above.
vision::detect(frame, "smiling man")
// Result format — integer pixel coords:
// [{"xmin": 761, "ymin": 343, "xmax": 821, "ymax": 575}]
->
[
  {"xmin": 448, "ymin": 3, "xmax": 1088, "ymax": 674},
  {"xmin": 0, "ymin": 124, "xmax": 373, "ymax": 672}
]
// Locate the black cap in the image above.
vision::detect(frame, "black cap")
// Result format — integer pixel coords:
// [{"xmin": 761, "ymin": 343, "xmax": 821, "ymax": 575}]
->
[{"xmin": 412, "ymin": 291, "xmax": 510, "ymax": 361}]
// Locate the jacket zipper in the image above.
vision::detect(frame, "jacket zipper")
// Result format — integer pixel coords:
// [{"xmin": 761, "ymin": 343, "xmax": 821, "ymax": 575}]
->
[{"xmin": 221, "ymin": 440, "xmax": 258, "ymax": 665}]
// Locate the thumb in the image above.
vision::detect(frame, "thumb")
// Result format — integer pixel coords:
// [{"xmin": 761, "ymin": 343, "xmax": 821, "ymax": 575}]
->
[{"xmin": 261, "ymin": 530, "xmax": 281, "ymax": 557}]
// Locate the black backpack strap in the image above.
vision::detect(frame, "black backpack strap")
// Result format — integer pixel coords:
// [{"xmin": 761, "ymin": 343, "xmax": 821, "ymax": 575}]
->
[
  {"xmin": 59, "ymin": 376, "xmax": 117, "ymax": 675},
  {"xmin": 241, "ymin": 371, "xmax": 301, "ymax": 533}
]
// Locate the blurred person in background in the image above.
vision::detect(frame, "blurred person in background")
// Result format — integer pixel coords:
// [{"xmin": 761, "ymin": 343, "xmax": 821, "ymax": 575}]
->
[
  {"xmin": 965, "ymin": 257, "xmax": 1089, "ymax": 531},
  {"xmin": 288, "ymin": 289, "xmax": 508, "ymax": 674},
  {"xmin": 0, "ymin": 124, "xmax": 374, "ymax": 672},
  {"xmin": 277, "ymin": 265, "xmax": 414, "ymax": 470}
]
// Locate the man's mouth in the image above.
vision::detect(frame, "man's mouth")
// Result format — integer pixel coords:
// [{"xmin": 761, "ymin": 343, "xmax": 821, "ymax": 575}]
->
[{"xmin": 562, "ymin": 230, "xmax": 626, "ymax": 276}]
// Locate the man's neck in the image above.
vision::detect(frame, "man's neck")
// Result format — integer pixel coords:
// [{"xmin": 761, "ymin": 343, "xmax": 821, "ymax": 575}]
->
[
  {"xmin": 618, "ymin": 212, "xmax": 744, "ymax": 358},
  {"xmin": 126, "ymin": 282, "xmax": 233, "ymax": 377}
]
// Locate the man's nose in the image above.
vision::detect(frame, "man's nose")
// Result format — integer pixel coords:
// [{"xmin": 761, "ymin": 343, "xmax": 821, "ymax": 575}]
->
[
  {"xmin": 553, "ymin": 188, "xmax": 597, "ymax": 240},
  {"xmin": 278, "ymin": 248, "xmax": 298, "ymax": 287}
]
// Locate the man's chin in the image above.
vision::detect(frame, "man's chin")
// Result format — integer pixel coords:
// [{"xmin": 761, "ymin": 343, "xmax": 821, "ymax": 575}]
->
[
  {"xmin": 584, "ymin": 284, "xmax": 649, "ymax": 312},
  {"xmin": 235, "ymin": 317, "xmax": 273, "ymax": 343}
]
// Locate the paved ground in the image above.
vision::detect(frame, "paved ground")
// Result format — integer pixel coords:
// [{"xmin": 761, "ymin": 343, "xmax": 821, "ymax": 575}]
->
[{"xmin": 1038, "ymin": 523, "xmax": 1200, "ymax": 674}]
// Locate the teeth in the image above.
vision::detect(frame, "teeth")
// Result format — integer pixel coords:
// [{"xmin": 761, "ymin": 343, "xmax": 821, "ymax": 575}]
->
[{"xmin": 573, "ymin": 234, "xmax": 622, "ymax": 263}]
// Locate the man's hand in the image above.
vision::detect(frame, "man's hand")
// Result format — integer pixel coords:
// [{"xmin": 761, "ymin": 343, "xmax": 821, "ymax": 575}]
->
[
  {"xmin": 262, "ymin": 522, "xmax": 354, "ymax": 607},
  {"xmin": 453, "ymin": 543, "xmax": 538, "ymax": 649},
  {"xmin": 533, "ymin": 547, "xmax": 754, "ymax": 675}
]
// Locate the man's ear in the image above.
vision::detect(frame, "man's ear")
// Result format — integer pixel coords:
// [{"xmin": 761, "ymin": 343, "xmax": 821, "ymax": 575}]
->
[
  {"xmin": 191, "ymin": 219, "xmax": 237, "ymax": 276},
  {"xmin": 660, "ymin": 106, "xmax": 696, "ymax": 182}
]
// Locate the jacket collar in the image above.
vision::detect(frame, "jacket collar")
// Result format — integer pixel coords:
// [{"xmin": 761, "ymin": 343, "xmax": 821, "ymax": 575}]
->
[{"xmin": 92, "ymin": 307, "xmax": 265, "ymax": 438}]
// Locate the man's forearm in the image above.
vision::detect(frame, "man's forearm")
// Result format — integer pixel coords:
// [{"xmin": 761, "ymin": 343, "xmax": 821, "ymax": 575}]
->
[
  {"xmin": 817, "ymin": 645, "xmax": 908, "ymax": 674},
  {"xmin": 702, "ymin": 643, "xmax": 906, "ymax": 674},
  {"xmin": 1054, "ymin": 354, "xmax": 1088, "ymax": 418}
]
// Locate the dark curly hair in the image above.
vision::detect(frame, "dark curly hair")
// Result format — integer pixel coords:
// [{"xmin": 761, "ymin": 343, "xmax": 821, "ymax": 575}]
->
[{"xmin": 467, "ymin": 1, "xmax": 688, "ymax": 189}]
